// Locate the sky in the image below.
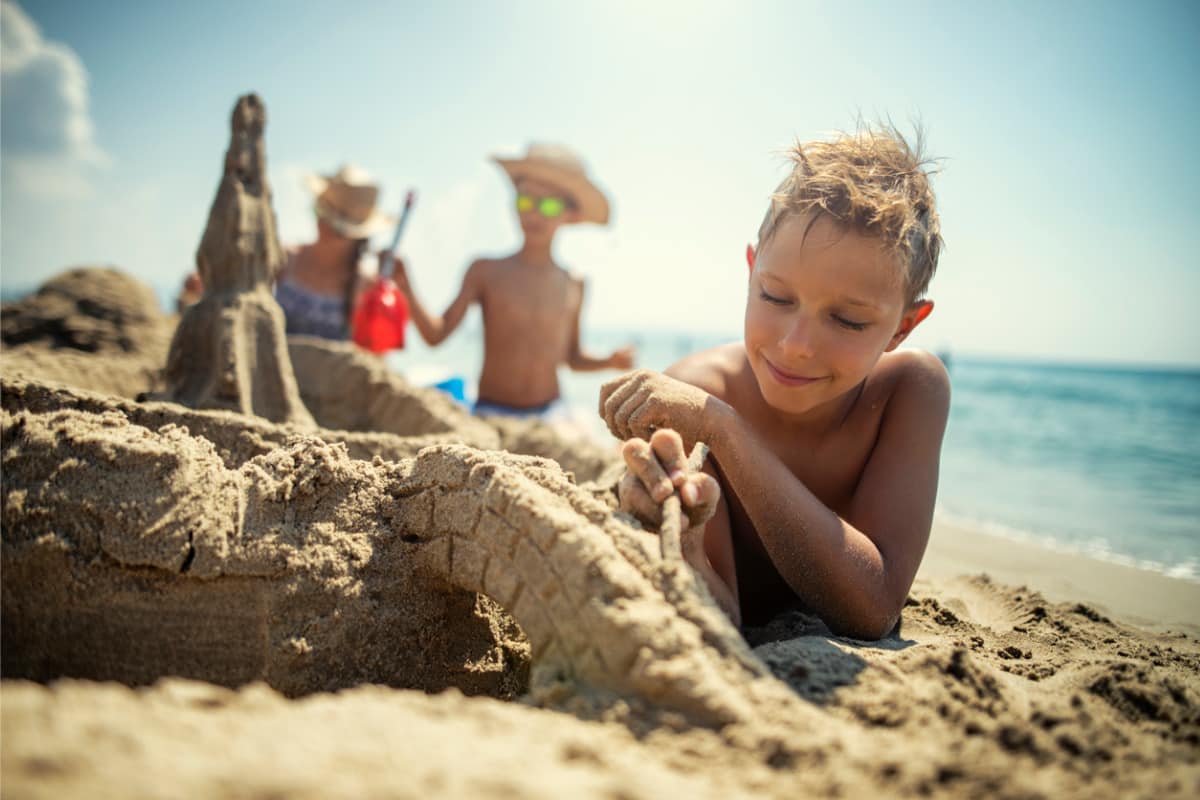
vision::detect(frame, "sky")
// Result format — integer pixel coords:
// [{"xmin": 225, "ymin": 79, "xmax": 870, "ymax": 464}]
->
[{"xmin": 2, "ymin": 0, "xmax": 1198, "ymax": 367}]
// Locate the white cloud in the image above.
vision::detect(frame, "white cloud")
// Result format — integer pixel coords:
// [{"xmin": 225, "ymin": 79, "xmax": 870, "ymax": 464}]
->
[{"xmin": 1, "ymin": 1, "xmax": 110, "ymax": 197}]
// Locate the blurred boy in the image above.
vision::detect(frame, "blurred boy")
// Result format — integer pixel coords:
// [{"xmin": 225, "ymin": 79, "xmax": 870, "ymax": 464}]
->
[
  {"xmin": 600, "ymin": 128, "xmax": 948, "ymax": 638},
  {"xmin": 395, "ymin": 143, "xmax": 634, "ymax": 419}
]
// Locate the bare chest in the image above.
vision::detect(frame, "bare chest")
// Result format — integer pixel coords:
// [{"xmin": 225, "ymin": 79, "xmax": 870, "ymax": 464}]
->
[
  {"xmin": 743, "ymin": 400, "xmax": 885, "ymax": 516},
  {"xmin": 479, "ymin": 272, "xmax": 578, "ymax": 338}
]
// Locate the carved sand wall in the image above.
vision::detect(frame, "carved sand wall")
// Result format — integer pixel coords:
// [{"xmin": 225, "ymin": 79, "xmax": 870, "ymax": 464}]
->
[
  {"xmin": 1, "ymin": 404, "xmax": 525, "ymax": 698},
  {"xmin": 288, "ymin": 335, "xmax": 620, "ymax": 482}
]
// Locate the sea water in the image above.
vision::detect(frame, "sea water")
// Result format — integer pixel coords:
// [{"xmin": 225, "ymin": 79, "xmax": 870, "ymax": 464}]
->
[
  {"xmin": 389, "ymin": 324, "xmax": 1200, "ymax": 581},
  {"xmin": 936, "ymin": 358, "xmax": 1200, "ymax": 580}
]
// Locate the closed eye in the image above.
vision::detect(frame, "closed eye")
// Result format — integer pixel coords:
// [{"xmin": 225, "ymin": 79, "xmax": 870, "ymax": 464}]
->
[
  {"xmin": 759, "ymin": 289, "xmax": 790, "ymax": 306},
  {"xmin": 832, "ymin": 313, "xmax": 868, "ymax": 331}
]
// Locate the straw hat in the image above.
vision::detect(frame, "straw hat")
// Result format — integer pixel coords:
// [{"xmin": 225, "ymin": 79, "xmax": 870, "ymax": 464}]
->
[
  {"xmin": 304, "ymin": 164, "xmax": 396, "ymax": 238},
  {"xmin": 492, "ymin": 143, "xmax": 610, "ymax": 225}
]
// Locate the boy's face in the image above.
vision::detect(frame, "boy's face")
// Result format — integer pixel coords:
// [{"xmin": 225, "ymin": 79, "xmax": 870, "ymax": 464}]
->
[
  {"xmin": 744, "ymin": 213, "xmax": 930, "ymax": 418},
  {"xmin": 513, "ymin": 178, "xmax": 580, "ymax": 242}
]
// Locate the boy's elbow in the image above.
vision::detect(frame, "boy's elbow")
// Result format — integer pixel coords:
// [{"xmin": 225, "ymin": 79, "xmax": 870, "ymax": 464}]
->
[
  {"xmin": 565, "ymin": 349, "xmax": 587, "ymax": 371},
  {"xmin": 421, "ymin": 322, "xmax": 448, "ymax": 346},
  {"xmin": 861, "ymin": 609, "xmax": 902, "ymax": 641},
  {"xmin": 827, "ymin": 596, "xmax": 902, "ymax": 641}
]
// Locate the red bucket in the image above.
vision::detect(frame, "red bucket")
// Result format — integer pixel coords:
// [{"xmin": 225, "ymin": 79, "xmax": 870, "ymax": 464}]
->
[{"xmin": 351, "ymin": 277, "xmax": 409, "ymax": 353}]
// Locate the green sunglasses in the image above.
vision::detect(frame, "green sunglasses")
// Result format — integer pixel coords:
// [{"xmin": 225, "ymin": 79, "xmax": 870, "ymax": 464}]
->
[{"xmin": 516, "ymin": 193, "xmax": 569, "ymax": 218}]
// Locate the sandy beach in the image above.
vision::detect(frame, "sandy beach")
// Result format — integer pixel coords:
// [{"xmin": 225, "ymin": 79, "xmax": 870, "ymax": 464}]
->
[
  {"xmin": 921, "ymin": 517, "xmax": 1200, "ymax": 637},
  {"xmin": 2, "ymin": 261, "xmax": 1196, "ymax": 800}
]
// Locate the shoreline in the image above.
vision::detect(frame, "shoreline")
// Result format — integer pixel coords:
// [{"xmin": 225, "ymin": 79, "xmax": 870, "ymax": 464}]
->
[{"xmin": 920, "ymin": 515, "xmax": 1200, "ymax": 636}]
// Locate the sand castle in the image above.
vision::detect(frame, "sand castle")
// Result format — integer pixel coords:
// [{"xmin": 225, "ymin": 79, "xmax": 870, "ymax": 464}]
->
[
  {"xmin": 3, "ymin": 94, "xmax": 1198, "ymax": 799},
  {"xmin": 158, "ymin": 94, "xmax": 314, "ymax": 427}
]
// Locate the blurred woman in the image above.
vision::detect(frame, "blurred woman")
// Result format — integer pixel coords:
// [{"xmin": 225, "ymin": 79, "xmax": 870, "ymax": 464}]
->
[{"xmin": 275, "ymin": 164, "xmax": 394, "ymax": 339}]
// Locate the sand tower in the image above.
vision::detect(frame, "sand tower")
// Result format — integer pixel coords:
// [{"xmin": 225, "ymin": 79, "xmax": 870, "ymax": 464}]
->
[{"xmin": 159, "ymin": 94, "xmax": 315, "ymax": 426}]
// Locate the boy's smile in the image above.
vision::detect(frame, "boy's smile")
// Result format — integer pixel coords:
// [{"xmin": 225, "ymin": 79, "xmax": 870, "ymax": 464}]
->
[
  {"xmin": 744, "ymin": 212, "xmax": 926, "ymax": 421},
  {"xmin": 760, "ymin": 357, "xmax": 825, "ymax": 387}
]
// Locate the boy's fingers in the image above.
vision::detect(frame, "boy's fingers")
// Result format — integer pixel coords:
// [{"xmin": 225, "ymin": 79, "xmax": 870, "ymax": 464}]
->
[
  {"xmin": 600, "ymin": 377, "xmax": 641, "ymax": 435},
  {"xmin": 613, "ymin": 388, "xmax": 651, "ymax": 441},
  {"xmin": 617, "ymin": 470, "xmax": 663, "ymax": 527},
  {"xmin": 621, "ymin": 438, "xmax": 674, "ymax": 503},
  {"xmin": 598, "ymin": 375, "xmax": 622, "ymax": 412},
  {"xmin": 627, "ymin": 400, "xmax": 668, "ymax": 442},
  {"xmin": 681, "ymin": 474, "xmax": 721, "ymax": 529},
  {"xmin": 649, "ymin": 429, "xmax": 688, "ymax": 485},
  {"xmin": 599, "ymin": 369, "xmax": 644, "ymax": 412}
]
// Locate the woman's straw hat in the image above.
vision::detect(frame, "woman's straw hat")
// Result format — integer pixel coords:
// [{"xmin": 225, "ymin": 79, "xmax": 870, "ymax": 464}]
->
[
  {"xmin": 304, "ymin": 164, "xmax": 396, "ymax": 239},
  {"xmin": 492, "ymin": 143, "xmax": 610, "ymax": 225}
]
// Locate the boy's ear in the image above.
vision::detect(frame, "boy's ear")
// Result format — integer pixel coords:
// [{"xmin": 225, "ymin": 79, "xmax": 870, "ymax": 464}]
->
[
  {"xmin": 745, "ymin": 243, "xmax": 755, "ymax": 273},
  {"xmin": 885, "ymin": 300, "xmax": 934, "ymax": 351}
]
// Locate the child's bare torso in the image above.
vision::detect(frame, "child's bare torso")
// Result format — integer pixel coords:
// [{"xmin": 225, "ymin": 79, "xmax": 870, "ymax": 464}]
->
[
  {"xmin": 474, "ymin": 256, "xmax": 583, "ymax": 408},
  {"xmin": 673, "ymin": 342, "xmax": 912, "ymax": 621}
]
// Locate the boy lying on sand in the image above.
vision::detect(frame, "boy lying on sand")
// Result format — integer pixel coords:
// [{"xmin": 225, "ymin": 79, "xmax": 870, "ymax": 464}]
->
[
  {"xmin": 394, "ymin": 143, "xmax": 634, "ymax": 420},
  {"xmin": 601, "ymin": 127, "xmax": 948, "ymax": 638}
]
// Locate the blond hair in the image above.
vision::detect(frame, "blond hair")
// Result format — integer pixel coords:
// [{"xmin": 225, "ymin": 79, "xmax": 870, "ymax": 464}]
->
[{"xmin": 757, "ymin": 126, "xmax": 942, "ymax": 304}]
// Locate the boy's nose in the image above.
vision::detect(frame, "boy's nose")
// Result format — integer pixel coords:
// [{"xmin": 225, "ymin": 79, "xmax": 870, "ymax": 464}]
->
[{"xmin": 779, "ymin": 314, "xmax": 817, "ymax": 358}]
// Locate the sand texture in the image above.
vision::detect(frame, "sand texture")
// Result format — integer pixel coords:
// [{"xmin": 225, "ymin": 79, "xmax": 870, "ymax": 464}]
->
[{"xmin": 3, "ymin": 568, "xmax": 1197, "ymax": 798}]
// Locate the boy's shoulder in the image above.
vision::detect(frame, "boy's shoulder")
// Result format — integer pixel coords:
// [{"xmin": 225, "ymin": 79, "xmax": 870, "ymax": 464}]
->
[
  {"xmin": 867, "ymin": 349, "xmax": 951, "ymax": 411},
  {"xmin": 468, "ymin": 255, "xmax": 577, "ymax": 280},
  {"xmin": 466, "ymin": 255, "xmax": 503, "ymax": 272},
  {"xmin": 462, "ymin": 256, "xmax": 510, "ymax": 287},
  {"xmin": 665, "ymin": 341, "xmax": 746, "ymax": 398}
]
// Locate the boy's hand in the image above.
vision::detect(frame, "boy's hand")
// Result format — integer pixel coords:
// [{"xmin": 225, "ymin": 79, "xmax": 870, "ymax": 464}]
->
[
  {"xmin": 618, "ymin": 429, "xmax": 719, "ymax": 530},
  {"xmin": 599, "ymin": 369, "xmax": 710, "ymax": 446},
  {"xmin": 378, "ymin": 250, "xmax": 411, "ymax": 294},
  {"xmin": 609, "ymin": 346, "xmax": 636, "ymax": 370}
]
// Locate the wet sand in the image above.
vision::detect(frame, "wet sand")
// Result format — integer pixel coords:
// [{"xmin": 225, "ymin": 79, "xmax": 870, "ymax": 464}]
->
[{"xmin": 921, "ymin": 516, "xmax": 1200, "ymax": 636}]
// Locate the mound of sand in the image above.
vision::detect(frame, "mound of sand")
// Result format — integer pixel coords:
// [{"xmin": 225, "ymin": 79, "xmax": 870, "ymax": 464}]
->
[{"xmin": 0, "ymin": 266, "xmax": 175, "ymax": 398}]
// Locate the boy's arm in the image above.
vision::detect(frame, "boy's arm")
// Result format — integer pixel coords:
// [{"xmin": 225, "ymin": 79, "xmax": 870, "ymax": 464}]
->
[
  {"xmin": 394, "ymin": 257, "xmax": 484, "ymax": 346},
  {"xmin": 602, "ymin": 352, "xmax": 950, "ymax": 639},
  {"xmin": 565, "ymin": 278, "xmax": 635, "ymax": 371}
]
